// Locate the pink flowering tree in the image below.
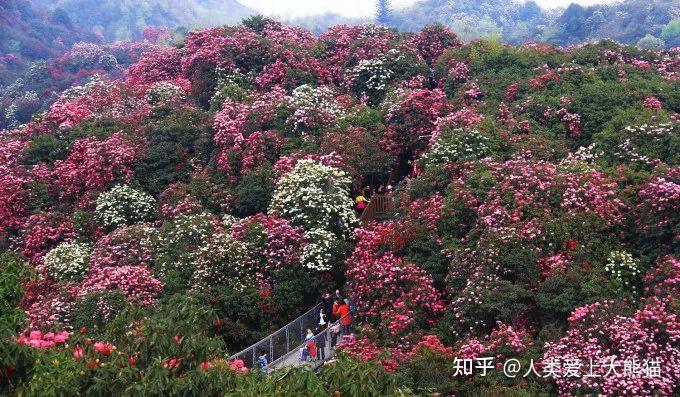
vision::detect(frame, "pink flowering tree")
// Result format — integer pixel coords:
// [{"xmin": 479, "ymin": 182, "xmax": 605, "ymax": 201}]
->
[
  {"xmin": 230, "ymin": 213, "xmax": 307, "ymax": 283},
  {"xmin": 52, "ymin": 132, "xmax": 142, "ymax": 199},
  {"xmin": 410, "ymin": 24, "xmax": 462, "ymax": 65},
  {"xmin": 79, "ymin": 265, "xmax": 163, "ymax": 306},
  {"xmin": 543, "ymin": 299, "xmax": 680, "ymax": 396},
  {"xmin": 382, "ymin": 88, "xmax": 451, "ymax": 159}
]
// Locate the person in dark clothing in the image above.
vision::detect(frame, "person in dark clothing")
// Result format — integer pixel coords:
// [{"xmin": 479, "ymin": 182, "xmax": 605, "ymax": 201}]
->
[
  {"xmin": 428, "ymin": 68, "xmax": 436, "ymax": 89},
  {"xmin": 322, "ymin": 291, "xmax": 335, "ymax": 322},
  {"xmin": 315, "ymin": 325, "xmax": 327, "ymax": 361}
]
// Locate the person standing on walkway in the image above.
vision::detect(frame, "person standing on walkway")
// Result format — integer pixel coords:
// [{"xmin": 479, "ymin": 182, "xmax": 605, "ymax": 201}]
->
[
  {"xmin": 329, "ymin": 322, "xmax": 340, "ymax": 347},
  {"xmin": 322, "ymin": 291, "xmax": 335, "ymax": 322},
  {"xmin": 258, "ymin": 350, "xmax": 269, "ymax": 374},
  {"xmin": 304, "ymin": 328, "xmax": 317, "ymax": 362},
  {"xmin": 355, "ymin": 192, "xmax": 367, "ymax": 215},
  {"xmin": 333, "ymin": 298, "xmax": 352, "ymax": 336},
  {"xmin": 314, "ymin": 325, "xmax": 327, "ymax": 361},
  {"xmin": 319, "ymin": 308, "xmax": 327, "ymax": 326}
]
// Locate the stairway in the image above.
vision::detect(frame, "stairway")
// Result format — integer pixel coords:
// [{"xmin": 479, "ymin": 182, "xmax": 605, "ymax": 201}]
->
[
  {"xmin": 228, "ymin": 303, "xmax": 323, "ymax": 369},
  {"xmin": 359, "ymin": 194, "xmax": 391, "ymax": 226},
  {"xmin": 227, "ymin": 302, "xmax": 350, "ymax": 372}
]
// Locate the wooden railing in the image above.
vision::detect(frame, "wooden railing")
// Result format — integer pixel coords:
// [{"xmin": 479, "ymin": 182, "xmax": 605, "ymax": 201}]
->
[{"xmin": 360, "ymin": 194, "xmax": 391, "ymax": 226}]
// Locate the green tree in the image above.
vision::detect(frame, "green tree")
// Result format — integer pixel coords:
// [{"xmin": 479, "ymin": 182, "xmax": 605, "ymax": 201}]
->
[
  {"xmin": 661, "ymin": 19, "xmax": 680, "ymax": 48},
  {"xmin": 637, "ymin": 34, "xmax": 664, "ymax": 49},
  {"xmin": 375, "ymin": 0, "xmax": 392, "ymax": 26}
]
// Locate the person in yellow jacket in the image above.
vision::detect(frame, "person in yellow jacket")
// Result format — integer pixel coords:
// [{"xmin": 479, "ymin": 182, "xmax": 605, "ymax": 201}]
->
[{"xmin": 355, "ymin": 193, "xmax": 367, "ymax": 213}]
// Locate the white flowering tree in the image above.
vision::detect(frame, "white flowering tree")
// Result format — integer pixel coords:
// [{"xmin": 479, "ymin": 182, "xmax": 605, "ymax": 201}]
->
[
  {"xmin": 269, "ymin": 159, "xmax": 357, "ymax": 238},
  {"xmin": 300, "ymin": 228, "xmax": 339, "ymax": 271},
  {"xmin": 348, "ymin": 55, "xmax": 394, "ymax": 104},
  {"xmin": 191, "ymin": 233, "xmax": 254, "ymax": 291},
  {"xmin": 95, "ymin": 185, "xmax": 156, "ymax": 228},
  {"xmin": 43, "ymin": 241, "xmax": 92, "ymax": 281},
  {"xmin": 605, "ymin": 250, "xmax": 641, "ymax": 293},
  {"xmin": 285, "ymin": 84, "xmax": 346, "ymax": 135},
  {"xmin": 420, "ymin": 128, "xmax": 490, "ymax": 168},
  {"xmin": 145, "ymin": 81, "xmax": 186, "ymax": 107},
  {"xmin": 155, "ymin": 211, "xmax": 220, "ymax": 279}
]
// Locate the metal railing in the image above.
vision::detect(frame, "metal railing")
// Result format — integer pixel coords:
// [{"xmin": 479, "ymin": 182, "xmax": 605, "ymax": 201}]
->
[
  {"xmin": 227, "ymin": 302, "xmax": 323, "ymax": 369},
  {"xmin": 270, "ymin": 311, "xmax": 352, "ymax": 370}
]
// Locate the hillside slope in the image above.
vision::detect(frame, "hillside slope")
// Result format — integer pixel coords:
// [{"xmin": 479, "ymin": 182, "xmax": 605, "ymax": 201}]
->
[
  {"xmin": 1, "ymin": 19, "xmax": 679, "ymax": 395},
  {"xmin": 0, "ymin": 0, "xmax": 98, "ymax": 85},
  {"xmin": 32, "ymin": 0, "xmax": 256, "ymax": 40},
  {"xmin": 391, "ymin": 0, "xmax": 679, "ymax": 46}
]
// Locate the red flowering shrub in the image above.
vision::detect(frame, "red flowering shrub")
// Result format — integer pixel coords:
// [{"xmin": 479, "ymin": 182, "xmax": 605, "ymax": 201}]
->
[
  {"xmin": 644, "ymin": 255, "xmax": 680, "ymax": 300},
  {"xmin": 410, "ymin": 24, "xmax": 461, "ymax": 64},
  {"xmin": 346, "ymin": 224, "xmax": 444, "ymax": 343},
  {"xmin": 0, "ymin": 138, "xmax": 31, "ymax": 233},
  {"xmin": 53, "ymin": 132, "xmax": 142, "ymax": 198},
  {"xmin": 637, "ymin": 167, "xmax": 680, "ymax": 234},
  {"xmin": 383, "ymin": 88, "xmax": 450, "ymax": 157},
  {"xmin": 230, "ymin": 213, "xmax": 307, "ymax": 277},
  {"xmin": 90, "ymin": 224, "xmax": 158, "ymax": 268},
  {"xmin": 15, "ymin": 330, "xmax": 70, "ymax": 349},
  {"xmin": 79, "ymin": 266, "xmax": 163, "ymax": 306},
  {"xmin": 126, "ymin": 46, "xmax": 182, "ymax": 86},
  {"xmin": 20, "ymin": 213, "xmax": 76, "ymax": 262},
  {"xmin": 543, "ymin": 299, "xmax": 680, "ymax": 396}
]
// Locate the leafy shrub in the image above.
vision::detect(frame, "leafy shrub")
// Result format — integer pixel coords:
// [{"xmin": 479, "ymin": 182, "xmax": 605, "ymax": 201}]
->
[
  {"xmin": 70, "ymin": 290, "xmax": 129, "ymax": 336},
  {"xmin": 234, "ymin": 166, "xmax": 275, "ymax": 217},
  {"xmin": 269, "ymin": 159, "xmax": 357, "ymax": 238},
  {"xmin": 191, "ymin": 233, "xmax": 254, "ymax": 291},
  {"xmin": 95, "ymin": 185, "xmax": 156, "ymax": 228},
  {"xmin": 42, "ymin": 241, "xmax": 92, "ymax": 282}
]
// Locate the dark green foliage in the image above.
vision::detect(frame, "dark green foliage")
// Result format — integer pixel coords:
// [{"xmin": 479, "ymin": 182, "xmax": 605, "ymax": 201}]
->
[
  {"xmin": 205, "ymin": 284, "xmax": 274, "ymax": 350},
  {"xmin": 534, "ymin": 266, "xmax": 619, "ymax": 327},
  {"xmin": 321, "ymin": 355, "xmax": 400, "ymax": 397},
  {"xmin": 23, "ymin": 134, "xmax": 70, "ymax": 165},
  {"xmin": 106, "ymin": 294, "xmax": 225, "ymax": 362},
  {"xmin": 395, "ymin": 348, "xmax": 455, "ymax": 394},
  {"xmin": 137, "ymin": 108, "xmax": 214, "ymax": 195},
  {"xmin": 270, "ymin": 267, "xmax": 335, "ymax": 324},
  {"xmin": 242, "ymin": 15, "xmax": 267, "ymax": 32},
  {"xmin": 0, "ymin": 253, "xmax": 31, "ymax": 335},
  {"xmin": 403, "ymin": 236, "xmax": 449, "ymax": 288},
  {"xmin": 0, "ymin": 253, "xmax": 34, "ymax": 393},
  {"xmin": 234, "ymin": 166, "xmax": 275, "ymax": 217},
  {"xmin": 70, "ymin": 291, "xmax": 129, "ymax": 337}
]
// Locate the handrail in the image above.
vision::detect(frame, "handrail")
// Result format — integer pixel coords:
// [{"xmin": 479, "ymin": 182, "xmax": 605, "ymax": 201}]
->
[
  {"xmin": 227, "ymin": 302, "xmax": 323, "ymax": 367},
  {"xmin": 270, "ymin": 311, "xmax": 352, "ymax": 369},
  {"xmin": 360, "ymin": 194, "xmax": 391, "ymax": 226}
]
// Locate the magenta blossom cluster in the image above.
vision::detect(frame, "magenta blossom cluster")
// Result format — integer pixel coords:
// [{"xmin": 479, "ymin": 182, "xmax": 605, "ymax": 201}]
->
[
  {"xmin": 544, "ymin": 299, "xmax": 680, "ymax": 396},
  {"xmin": 16, "ymin": 330, "xmax": 70, "ymax": 349},
  {"xmin": 79, "ymin": 266, "xmax": 163, "ymax": 306}
]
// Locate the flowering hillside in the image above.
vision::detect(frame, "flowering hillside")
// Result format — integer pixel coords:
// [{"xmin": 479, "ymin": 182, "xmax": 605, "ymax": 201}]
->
[{"xmin": 1, "ymin": 18, "xmax": 679, "ymax": 396}]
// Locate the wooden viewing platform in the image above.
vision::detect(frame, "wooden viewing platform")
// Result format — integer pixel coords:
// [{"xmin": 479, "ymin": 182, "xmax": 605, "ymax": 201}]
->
[{"xmin": 359, "ymin": 194, "xmax": 391, "ymax": 226}]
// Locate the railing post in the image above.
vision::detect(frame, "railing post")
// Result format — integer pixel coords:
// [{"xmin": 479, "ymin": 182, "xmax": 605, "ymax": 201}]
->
[
  {"xmin": 252, "ymin": 348, "xmax": 256, "ymax": 368},
  {"xmin": 286, "ymin": 327, "xmax": 289, "ymax": 353},
  {"xmin": 269, "ymin": 336, "xmax": 273, "ymax": 361}
]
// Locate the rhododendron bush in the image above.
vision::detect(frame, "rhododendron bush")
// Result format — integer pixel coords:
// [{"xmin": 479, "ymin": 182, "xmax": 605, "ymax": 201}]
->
[
  {"xmin": 94, "ymin": 184, "xmax": 156, "ymax": 228},
  {"xmin": 269, "ymin": 159, "xmax": 357, "ymax": 239},
  {"xmin": 1, "ymin": 18, "xmax": 679, "ymax": 396}
]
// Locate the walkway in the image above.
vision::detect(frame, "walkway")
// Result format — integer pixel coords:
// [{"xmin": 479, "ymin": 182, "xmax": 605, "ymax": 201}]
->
[
  {"xmin": 227, "ymin": 302, "xmax": 349, "ymax": 372},
  {"xmin": 227, "ymin": 302, "xmax": 323, "ymax": 369}
]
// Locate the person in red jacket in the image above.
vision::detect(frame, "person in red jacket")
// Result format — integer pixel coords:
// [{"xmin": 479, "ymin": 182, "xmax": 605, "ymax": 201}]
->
[{"xmin": 333, "ymin": 298, "xmax": 352, "ymax": 336}]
